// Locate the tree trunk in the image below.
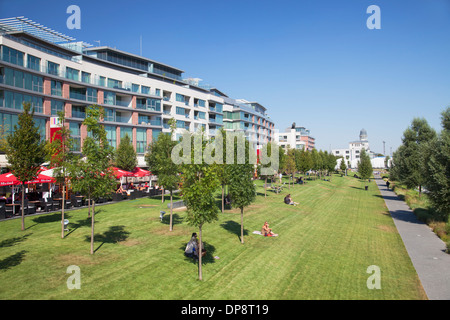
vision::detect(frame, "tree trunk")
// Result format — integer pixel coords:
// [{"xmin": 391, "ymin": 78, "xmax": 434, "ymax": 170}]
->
[
  {"xmin": 221, "ymin": 185, "xmax": 225, "ymax": 213},
  {"xmin": 240, "ymin": 207, "xmax": 244, "ymax": 244},
  {"xmin": 264, "ymin": 177, "xmax": 267, "ymax": 199},
  {"xmin": 161, "ymin": 187, "xmax": 164, "ymax": 203},
  {"xmin": 90, "ymin": 200, "xmax": 95, "ymax": 255},
  {"xmin": 198, "ymin": 224, "xmax": 203, "ymax": 281},
  {"xmin": 61, "ymin": 184, "xmax": 65, "ymax": 239},
  {"xmin": 169, "ymin": 190, "xmax": 173, "ymax": 232},
  {"xmin": 88, "ymin": 194, "xmax": 91, "ymax": 218},
  {"xmin": 21, "ymin": 183, "xmax": 25, "ymax": 231}
]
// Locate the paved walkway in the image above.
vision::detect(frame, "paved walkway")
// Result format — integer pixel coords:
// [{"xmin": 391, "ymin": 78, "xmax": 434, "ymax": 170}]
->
[{"xmin": 375, "ymin": 177, "xmax": 450, "ymax": 300}]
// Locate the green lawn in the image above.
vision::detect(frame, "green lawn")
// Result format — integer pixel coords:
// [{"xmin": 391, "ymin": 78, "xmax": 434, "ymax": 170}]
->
[{"xmin": 0, "ymin": 174, "xmax": 426, "ymax": 300}]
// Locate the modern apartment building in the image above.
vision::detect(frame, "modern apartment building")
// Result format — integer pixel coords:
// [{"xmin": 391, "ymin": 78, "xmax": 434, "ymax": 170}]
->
[
  {"xmin": 0, "ymin": 17, "xmax": 274, "ymax": 167},
  {"xmin": 276, "ymin": 123, "xmax": 316, "ymax": 152}
]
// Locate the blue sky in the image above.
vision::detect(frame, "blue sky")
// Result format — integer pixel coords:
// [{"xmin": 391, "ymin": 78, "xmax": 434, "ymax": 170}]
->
[{"xmin": 1, "ymin": 0, "xmax": 449, "ymax": 154}]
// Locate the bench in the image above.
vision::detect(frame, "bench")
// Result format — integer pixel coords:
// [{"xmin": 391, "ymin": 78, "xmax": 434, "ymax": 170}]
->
[{"xmin": 167, "ymin": 200, "xmax": 185, "ymax": 209}]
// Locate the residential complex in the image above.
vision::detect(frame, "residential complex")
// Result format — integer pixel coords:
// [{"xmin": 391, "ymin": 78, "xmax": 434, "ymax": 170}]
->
[
  {"xmin": 276, "ymin": 123, "xmax": 316, "ymax": 151},
  {"xmin": 0, "ymin": 17, "xmax": 275, "ymax": 167}
]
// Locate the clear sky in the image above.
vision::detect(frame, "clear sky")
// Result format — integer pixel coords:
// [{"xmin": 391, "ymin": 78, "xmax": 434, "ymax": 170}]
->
[{"xmin": 1, "ymin": 0, "xmax": 449, "ymax": 154}]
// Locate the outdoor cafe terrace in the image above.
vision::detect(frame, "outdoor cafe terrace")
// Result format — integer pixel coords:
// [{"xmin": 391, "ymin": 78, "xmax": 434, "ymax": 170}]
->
[{"xmin": 0, "ymin": 166, "xmax": 161, "ymax": 220}]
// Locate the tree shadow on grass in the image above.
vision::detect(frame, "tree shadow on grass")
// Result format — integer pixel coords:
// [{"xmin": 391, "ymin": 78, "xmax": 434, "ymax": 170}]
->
[
  {"xmin": 220, "ymin": 220, "xmax": 248, "ymax": 242},
  {"xmin": 0, "ymin": 234, "xmax": 31, "ymax": 248},
  {"xmin": 161, "ymin": 213, "xmax": 184, "ymax": 226},
  {"xmin": 85, "ymin": 225, "xmax": 130, "ymax": 253},
  {"xmin": 0, "ymin": 250, "xmax": 27, "ymax": 271},
  {"xmin": 179, "ymin": 242, "xmax": 217, "ymax": 265}
]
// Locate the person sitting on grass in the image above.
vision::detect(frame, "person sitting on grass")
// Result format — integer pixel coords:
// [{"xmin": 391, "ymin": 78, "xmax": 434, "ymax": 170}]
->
[
  {"xmin": 284, "ymin": 194, "xmax": 298, "ymax": 206},
  {"xmin": 261, "ymin": 221, "xmax": 275, "ymax": 237},
  {"xmin": 184, "ymin": 233, "xmax": 206, "ymax": 258}
]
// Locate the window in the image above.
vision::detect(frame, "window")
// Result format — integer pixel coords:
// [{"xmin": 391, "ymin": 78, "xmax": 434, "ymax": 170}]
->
[
  {"xmin": 81, "ymin": 72, "xmax": 91, "ymax": 84},
  {"xmin": 27, "ymin": 55, "xmax": 40, "ymax": 71},
  {"xmin": 2, "ymin": 90, "xmax": 43, "ymax": 113},
  {"xmin": 51, "ymin": 99, "xmax": 64, "ymax": 115},
  {"xmin": 104, "ymin": 91, "xmax": 116, "ymax": 105},
  {"xmin": 47, "ymin": 61, "xmax": 59, "ymax": 76},
  {"xmin": 131, "ymin": 83, "xmax": 140, "ymax": 93},
  {"xmin": 198, "ymin": 111, "xmax": 206, "ymax": 119},
  {"xmin": 72, "ymin": 105, "xmax": 85, "ymax": 119},
  {"xmin": 152, "ymin": 129, "xmax": 161, "ymax": 142},
  {"xmin": 104, "ymin": 108, "xmax": 115, "ymax": 122},
  {"xmin": 136, "ymin": 128, "xmax": 147, "ymax": 153},
  {"xmin": 2, "ymin": 46, "xmax": 24, "ymax": 66},
  {"xmin": 66, "ymin": 67, "xmax": 79, "ymax": 81},
  {"xmin": 107, "ymin": 78, "xmax": 122, "ymax": 89},
  {"xmin": 51, "ymin": 80, "xmax": 62, "ymax": 96},
  {"xmin": 70, "ymin": 122, "xmax": 81, "ymax": 152},
  {"xmin": 176, "ymin": 107, "xmax": 185, "ymax": 115},
  {"xmin": 154, "ymin": 89, "xmax": 160, "ymax": 96},
  {"xmin": 105, "ymin": 125, "xmax": 117, "ymax": 149},
  {"xmin": 120, "ymin": 127, "xmax": 133, "ymax": 143},
  {"xmin": 176, "ymin": 120, "xmax": 185, "ymax": 128},
  {"xmin": 176, "ymin": 93, "xmax": 184, "ymax": 102},
  {"xmin": 147, "ymin": 98, "xmax": 161, "ymax": 111},
  {"xmin": 141, "ymin": 86, "xmax": 150, "ymax": 95},
  {"xmin": 98, "ymin": 76, "xmax": 106, "ymax": 87},
  {"xmin": 198, "ymin": 99, "xmax": 205, "ymax": 107},
  {"xmin": 86, "ymin": 88, "xmax": 98, "ymax": 103}
]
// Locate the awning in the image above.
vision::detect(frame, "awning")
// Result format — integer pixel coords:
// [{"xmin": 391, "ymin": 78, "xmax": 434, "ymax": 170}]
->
[{"xmin": 132, "ymin": 167, "xmax": 151, "ymax": 177}]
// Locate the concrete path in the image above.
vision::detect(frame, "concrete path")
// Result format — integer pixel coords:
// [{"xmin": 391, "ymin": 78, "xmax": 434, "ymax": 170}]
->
[{"xmin": 375, "ymin": 177, "xmax": 450, "ymax": 300}]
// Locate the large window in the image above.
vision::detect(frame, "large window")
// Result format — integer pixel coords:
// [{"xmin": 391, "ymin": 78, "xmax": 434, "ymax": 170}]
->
[
  {"xmin": 51, "ymin": 80, "xmax": 62, "ymax": 96},
  {"xmin": 0, "ymin": 112, "xmax": 45, "ymax": 141},
  {"xmin": 2, "ymin": 46, "xmax": 24, "ymax": 66},
  {"xmin": 105, "ymin": 125, "xmax": 117, "ymax": 149},
  {"xmin": 120, "ymin": 127, "xmax": 133, "ymax": 143},
  {"xmin": 27, "ymin": 54, "xmax": 41, "ymax": 71},
  {"xmin": 69, "ymin": 122, "xmax": 81, "ymax": 152},
  {"xmin": 2, "ymin": 90, "xmax": 43, "ymax": 113},
  {"xmin": 47, "ymin": 61, "xmax": 60, "ymax": 76},
  {"xmin": 65, "ymin": 67, "xmax": 79, "ymax": 81},
  {"xmin": 3, "ymin": 67, "xmax": 42, "ymax": 92},
  {"xmin": 136, "ymin": 128, "xmax": 147, "ymax": 153}
]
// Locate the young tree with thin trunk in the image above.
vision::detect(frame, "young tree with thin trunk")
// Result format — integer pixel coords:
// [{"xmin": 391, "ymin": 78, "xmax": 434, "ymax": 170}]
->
[
  {"xmin": 5, "ymin": 103, "xmax": 46, "ymax": 231},
  {"xmin": 180, "ymin": 131, "xmax": 220, "ymax": 281},
  {"xmin": 70, "ymin": 105, "xmax": 116, "ymax": 254},
  {"xmin": 45, "ymin": 111, "xmax": 77, "ymax": 239},
  {"xmin": 227, "ymin": 133, "xmax": 256, "ymax": 244}
]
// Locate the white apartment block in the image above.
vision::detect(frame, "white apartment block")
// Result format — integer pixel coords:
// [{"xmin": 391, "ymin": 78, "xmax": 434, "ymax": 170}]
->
[{"xmin": 0, "ymin": 17, "xmax": 275, "ymax": 167}]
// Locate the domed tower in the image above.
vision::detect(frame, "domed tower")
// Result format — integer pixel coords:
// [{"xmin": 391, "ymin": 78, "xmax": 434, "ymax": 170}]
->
[{"xmin": 360, "ymin": 128, "xmax": 368, "ymax": 141}]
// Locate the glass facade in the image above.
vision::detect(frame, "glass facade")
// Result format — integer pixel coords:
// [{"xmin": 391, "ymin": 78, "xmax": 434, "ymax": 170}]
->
[{"xmin": 136, "ymin": 128, "xmax": 146, "ymax": 153}]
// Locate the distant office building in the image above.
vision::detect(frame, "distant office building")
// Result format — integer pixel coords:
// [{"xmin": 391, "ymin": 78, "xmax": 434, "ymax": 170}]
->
[
  {"xmin": 276, "ymin": 123, "xmax": 315, "ymax": 151},
  {"xmin": 331, "ymin": 128, "xmax": 376, "ymax": 168}
]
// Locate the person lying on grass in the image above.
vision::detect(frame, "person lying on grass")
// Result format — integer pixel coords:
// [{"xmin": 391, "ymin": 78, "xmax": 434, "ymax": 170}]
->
[{"xmin": 284, "ymin": 194, "xmax": 298, "ymax": 206}]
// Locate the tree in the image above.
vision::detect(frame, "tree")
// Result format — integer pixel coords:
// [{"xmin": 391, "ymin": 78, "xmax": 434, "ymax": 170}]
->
[
  {"xmin": 259, "ymin": 142, "xmax": 278, "ymax": 198},
  {"xmin": 115, "ymin": 134, "xmax": 137, "ymax": 171},
  {"xmin": 339, "ymin": 157, "xmax": 347, "ymax": 174},
  {"xmin": 180, "ymin": 131, "xmax": 220, "ymax": 281},
  {"xmin": 391, "ymin": 118, "xmax": 436, "ymax": 196},
  {"xmin": 285, "ymin": 148, "xmax": 296, "ymax": 188},
  {"xmin": 70, "ymin": 105, "xmax": 116, "ymax": 254},
  {"xmin": 310, "ymin": 149, "xmax": 320, "ymax": 180},
  {"xmin": 45, "ymin": 111, "xmax": 77, "ymax": 239},
  {"xmin": 423, "ymin": 107, "xmax": 450, "ymax": 219},
  {"xmin": 227, "ymin": 133, "xmax": 256, "ymax": 244},
  {"xmin": 146, "ymin": 127, "xmax": 180, "ymax": 231},
  {"xmin": 357, "ymin": 148, "xmax": 373, "ymax": 185},
  {"xmin": 5, "ymin": 103, "xmax": 46, "ymax": 231}
]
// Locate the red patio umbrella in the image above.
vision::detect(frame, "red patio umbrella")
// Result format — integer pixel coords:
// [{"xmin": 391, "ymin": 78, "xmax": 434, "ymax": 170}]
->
[
  {"xmin": 0, "ymin": 172, "xmax": 56, "ymax": 186},
  {"xmin": 110, "ymin": 167, "xmax": 134, "ymax": 179},
  {"xmin": 132, "ymin": 167, "xmax": 150, "ymax": 177}
]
